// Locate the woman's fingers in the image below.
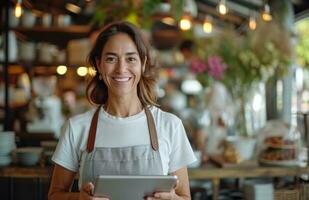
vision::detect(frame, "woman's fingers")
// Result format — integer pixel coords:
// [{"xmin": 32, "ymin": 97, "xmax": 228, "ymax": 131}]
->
[
  {"xmin": 80, "ymin": 182, "xmax": 109, "ymax": 200},
  {"xmin": 80, "ymin": 182, "xmax": 94, "ymax": 200},
  {"xmin": 82, "ymin": 182, "xmax": 95, "ymax": 195},
  {"xmin": 146, "ymin": 189, "xmax": 177, "ymax": 200}
]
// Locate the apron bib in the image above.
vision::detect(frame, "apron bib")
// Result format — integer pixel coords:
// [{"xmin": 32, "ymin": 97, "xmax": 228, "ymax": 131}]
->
[{"xmin": 81, "ymin": 106, "xmax": 164, "ymax": 185}]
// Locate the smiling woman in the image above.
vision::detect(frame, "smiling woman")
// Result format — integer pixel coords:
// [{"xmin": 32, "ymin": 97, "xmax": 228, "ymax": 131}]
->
[
  {"xmin": 48, "ymin": 21, "xmax": 196, "ymax": 200},
  {"xmin": 87, "ymin": 22, "xmax": 157, "ymax": 109},
  {"xmin": 97, "ymin": 33, "xmax": 143, "ymax": 105}
]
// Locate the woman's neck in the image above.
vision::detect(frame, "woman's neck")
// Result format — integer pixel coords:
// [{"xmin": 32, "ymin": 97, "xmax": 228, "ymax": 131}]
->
[{"xmin": 104, "ymin": 96, "xmax": 143, "ymax": 117}]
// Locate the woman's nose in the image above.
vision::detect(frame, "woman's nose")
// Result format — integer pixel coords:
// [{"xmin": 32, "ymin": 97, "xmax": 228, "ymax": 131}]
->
[{"xmin": 116, "ymin": 58, "xmax": 128, "ymax": 72}]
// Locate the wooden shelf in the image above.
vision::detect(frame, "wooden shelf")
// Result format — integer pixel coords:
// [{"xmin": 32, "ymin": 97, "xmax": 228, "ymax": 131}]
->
[
  {"xmin": 0, "ymin": 166, "xmax": 52, "ymax": 178},
  {"xmin": 188, "ymin": 165, "xmax": 309, "ymax": 179},
  {"xmin": 13, "ymin": 25, "xmax": 91, "ymax": 47}
]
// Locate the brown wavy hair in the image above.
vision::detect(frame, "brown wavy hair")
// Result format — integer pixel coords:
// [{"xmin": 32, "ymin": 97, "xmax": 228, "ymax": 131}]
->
[{"xmin": 86, "ymin": 21, "xmax": 158, "ymax": 107}]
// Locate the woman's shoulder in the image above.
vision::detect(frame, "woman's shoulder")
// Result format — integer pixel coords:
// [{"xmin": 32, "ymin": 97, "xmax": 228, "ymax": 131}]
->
[
  {"xmin": 150, "ymin": 106, "xmax": 182, "ymax": 125},
  {"xmin": 68, "ymin": 107, "xmax": 97, "ymax": 125}
]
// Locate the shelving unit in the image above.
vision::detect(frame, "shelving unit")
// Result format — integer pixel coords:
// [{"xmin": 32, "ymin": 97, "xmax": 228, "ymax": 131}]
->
[
  {"xmin": 12, "ymin": 25, "xmax": 91, "ymax": 47},
  {"xmin": 0, "ymin": 3, "xmax": 91, "ymax": 132}
]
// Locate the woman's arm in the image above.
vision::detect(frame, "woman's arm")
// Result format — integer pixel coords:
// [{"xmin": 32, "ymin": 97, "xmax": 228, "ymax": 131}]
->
[
  {"xmin": 48, "ymin": 164, "xmax": 79, "ymax": 200},
  {"xmin": 172, "ymin": 167, "xmax": 191, "ymax": 200},
  {"xmin": 148, "ymin": 167, "xmax": 191, "ymax": 200}
]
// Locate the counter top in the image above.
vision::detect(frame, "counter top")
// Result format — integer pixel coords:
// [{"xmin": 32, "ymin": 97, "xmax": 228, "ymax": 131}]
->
[
  {"xmin": 1, "ymin": 165, "xmax": 309, "ymax": 179},
  {"xmin": 0, "ymin": 166, "xmax": 52, "ymax": 178},
  {"xmin": 188, "ymin": 165, "xmax": 309, "ymax": 179}
]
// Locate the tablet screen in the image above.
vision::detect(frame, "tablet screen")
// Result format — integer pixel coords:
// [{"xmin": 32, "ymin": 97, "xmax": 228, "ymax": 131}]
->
[{"xmin": 93, "ymin": 175, "xmax": 178, "ymax": 199}]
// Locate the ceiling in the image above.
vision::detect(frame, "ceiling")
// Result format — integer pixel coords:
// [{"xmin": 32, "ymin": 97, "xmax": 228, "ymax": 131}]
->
[
  {"xmin": 4, "ymin": 0, "xmax": 309, "ymax": 24},
  {"xmin": 196, "ymin": 0, "xmax": 309, "ymax": 27}
]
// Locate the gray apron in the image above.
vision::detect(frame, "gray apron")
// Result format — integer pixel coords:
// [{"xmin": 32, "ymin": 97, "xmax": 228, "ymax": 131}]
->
[{"xmin": 81, "ymin": 106, "xmax": 164, "ymax": 185}]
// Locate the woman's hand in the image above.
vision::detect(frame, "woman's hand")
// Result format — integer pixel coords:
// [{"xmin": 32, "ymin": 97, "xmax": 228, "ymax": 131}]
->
[
  {"xmin": 79, "ymin": 182, "xmax": 109, "ymax": 200},
  {"xmin": 145, "ymin": 189, "xmax": 182, "ymax": 200}
]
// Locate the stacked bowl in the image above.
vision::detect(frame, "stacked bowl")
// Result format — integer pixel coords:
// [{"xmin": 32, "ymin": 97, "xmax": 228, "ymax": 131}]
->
[
  {"xmin": 15, "ymin": 147, "xmax": 43, "ymax": 166},
  {"xmin": 0, "ymin": 131, "xmax": 16, "ymax": 167}
]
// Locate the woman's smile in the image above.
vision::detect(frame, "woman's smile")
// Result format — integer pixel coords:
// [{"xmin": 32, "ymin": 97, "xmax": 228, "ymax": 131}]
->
[{"xmin": 112, "ymin": 76, "xmax": 132, "ymax": 83}]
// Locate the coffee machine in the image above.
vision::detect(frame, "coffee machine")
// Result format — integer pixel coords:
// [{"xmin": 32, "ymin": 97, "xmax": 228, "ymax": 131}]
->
[{"xmin": 27, "ymin": 76, "xmax": 63, "ymax": 138}]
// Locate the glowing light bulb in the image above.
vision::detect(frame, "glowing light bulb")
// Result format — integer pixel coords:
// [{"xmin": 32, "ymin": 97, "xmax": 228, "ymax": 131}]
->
[
  {"xmin": 57, "ymin": 65, "xmax": 67, "ymax": 75},
  {"xmin": 77, "ymin": 66, "xmax": 88, "ymax": 77},
  {"xmin": 179, "ymin": 16, "xmax": 192, "ymax": 31},
  {"xmin": 217, "ymin": 0, "xmax": 228, "ymax": 15},
  {"xmin": 14, "ymin": 2, "xmax": 23, "ymax": 18},
  {"xmin": 203, "ymin": 16, "xmax": 213, "ymax": 33},
  {"xmin": 249, "ymin": 16, "xmax": 257, "ymax": 30},
  {"xmin": 261, "ymin": 4, "xmax": 272, "ymax": 22}
]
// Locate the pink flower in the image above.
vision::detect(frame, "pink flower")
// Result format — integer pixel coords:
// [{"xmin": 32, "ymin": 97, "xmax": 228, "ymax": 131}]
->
[
  {"xmin": 190, "ymin": 59, "xmax": 207, "ymax": 74},
  {"xmin": 207, "ymin": 56, "xmax": 226, "ymax": 79}
]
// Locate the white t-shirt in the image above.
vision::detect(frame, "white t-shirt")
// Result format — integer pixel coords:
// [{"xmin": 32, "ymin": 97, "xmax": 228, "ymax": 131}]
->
[{"xmin": 52, "ymin": 106, "xmax": 196, "ymax": 184}]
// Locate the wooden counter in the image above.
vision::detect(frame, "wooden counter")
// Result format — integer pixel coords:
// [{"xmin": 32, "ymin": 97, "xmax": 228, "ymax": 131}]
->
[
  {"xmin": 188, "ymin": 165, "xmax": 309, "ymax": 179},
  {"xmin": 1, "ymin": 165, "xmax": 309, "ymax": 200},
  {"xmin": 189, "ymin": 165, "xmax": 309, "ymax": 200},
  {"xmin": 0, "ymin": 166, "xmax": 52, "ymax": 178}
]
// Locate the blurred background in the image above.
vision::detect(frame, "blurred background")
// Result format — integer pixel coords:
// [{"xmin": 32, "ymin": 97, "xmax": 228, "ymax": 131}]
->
[{"xmin": 0, "ymin": 0, "xmax": 309, "ymax": 200}]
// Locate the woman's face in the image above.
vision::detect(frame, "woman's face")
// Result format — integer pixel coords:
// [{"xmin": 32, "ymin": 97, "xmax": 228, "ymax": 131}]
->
[{"xmin": 97, "ymin": 33, "xmax": 142, "ymax": 98}]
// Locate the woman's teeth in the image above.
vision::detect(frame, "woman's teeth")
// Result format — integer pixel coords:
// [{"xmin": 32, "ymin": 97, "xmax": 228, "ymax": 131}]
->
[{"xmin": 113, "ymin": 77, "xmax": 130, "ymax": 82}]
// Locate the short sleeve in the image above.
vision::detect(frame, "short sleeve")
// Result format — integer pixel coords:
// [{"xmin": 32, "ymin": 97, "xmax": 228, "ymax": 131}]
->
[
  {"xmin": 52, "ymin": 119, "xmax": 79, "ymax": 172},
  {"xmin": 168, "ymin": 118, "xmax": 196, "ymax": 173}
]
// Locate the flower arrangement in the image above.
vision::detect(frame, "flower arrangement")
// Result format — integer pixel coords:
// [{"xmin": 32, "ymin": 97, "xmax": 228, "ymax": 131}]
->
[
  {"xmin": 189, "ymin": 56, "xmax": 226, "ymax": 87},
  {"xmin": 191, "ymin": 20, "xmax": 292, "ymax": 99},
  {"xmin": 185, "ymin": 20, "xmax": 293, "ymax": 136}
]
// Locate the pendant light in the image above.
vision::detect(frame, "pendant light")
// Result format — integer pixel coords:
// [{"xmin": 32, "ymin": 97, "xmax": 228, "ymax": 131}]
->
[
  {"xmin": 217, "ymin": 0, "xmax": 228, "ymax": 15},
  {"xmin": 14, "ymin": 0, "xmax": 23, "ymax": 18},
  {"xmin": 203, "ymin": 15, "xmax": 213, "ymax": 33},
  {"xmin": 179, "ymin": 13, "xmax": 192, "ymax": 31},
  {"xmin": 261, "ymin": 3, "xmax": 272, "ymax": 22},
  {"xmin": 249, "ymin": 14, "xmax": 257, "ymax": 30},
  {"xmin": 57, "ymin": 65, "xmax": 67, "ymax": 75}
]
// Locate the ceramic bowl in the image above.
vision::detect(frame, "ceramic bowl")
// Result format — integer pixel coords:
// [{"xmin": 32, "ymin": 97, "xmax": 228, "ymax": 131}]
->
[{"xmin": 15, "ymin": 147, "xmax": 42, "ymax": 166}]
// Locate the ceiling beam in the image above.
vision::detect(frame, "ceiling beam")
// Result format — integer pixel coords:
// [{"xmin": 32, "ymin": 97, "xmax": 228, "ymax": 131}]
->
[
  {"xmin": 196, "ymin": 1, "xmax": 245, "ymax": 25},
  {"xmin": 197, "ymin": 0, "xmax": 262, "ymax": 17}
]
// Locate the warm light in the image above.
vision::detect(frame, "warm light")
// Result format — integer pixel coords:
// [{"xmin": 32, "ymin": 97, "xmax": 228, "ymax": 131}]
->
[
  {"xmin": 65, "ymin": 3, "xmax": 81, "ymax": 14},
  {"xmin": 77, "ymin": 66, "xmax": 88, "ymax": 76},
  {"xmin": 261, "ymin": 4, "xmax": 272, "ymax": 22},
  {"xmin": 88, "ymin": 67, "xmax": 97, "ymax": 76},
  {"xmin": 203, "ymin": 15, "xmax": 213, "ymax": 33},
  {"xmin": 162, "ymin": 17, "xmax": 176, "ymax": 26},
  {"xmin": 14, "ymin": 2, "xmax": 23, "ymax": 18},
  {"xmin": 179, "ymin": 15, "xmax": 192, "ymax": 31},
  {"xmin": 57, "ymin": 65, "xmax": 67, "ymax": 75},
  {"xmin": 249, "ymin": 15, "xmax": 257, "ymax": 30},
  {"xmin": 217, "ymin": 0, "xmax": 228, "ymax": 15}
]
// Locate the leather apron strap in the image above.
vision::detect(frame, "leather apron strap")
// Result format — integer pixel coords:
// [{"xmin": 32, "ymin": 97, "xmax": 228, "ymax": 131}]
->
[
  {"xmin": 144, "ymin": 107, "xmax": 159, "ymax": 151},
  {"xmin": 86, "ymin": 106, "xmax": 101, "ymax": 153},
  {"xmin": 86, "ymin": 106, "xmax": 159, "ymax": 153}
]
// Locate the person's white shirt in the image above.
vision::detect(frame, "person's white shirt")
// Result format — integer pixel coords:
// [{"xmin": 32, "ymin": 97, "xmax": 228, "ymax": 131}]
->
[{"xmin": 52, "ymin": 106, "xmax": 196, "ymax": 188}]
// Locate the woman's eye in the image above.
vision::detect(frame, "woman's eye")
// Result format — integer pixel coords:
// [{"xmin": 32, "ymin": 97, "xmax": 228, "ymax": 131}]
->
[
  {"xmin": 105, "ymin": 57, "xmax": 117, "ymax": 63},
  {"xmin": 127, "ymin": 57, "xmax": 137, "ymax": 63}
]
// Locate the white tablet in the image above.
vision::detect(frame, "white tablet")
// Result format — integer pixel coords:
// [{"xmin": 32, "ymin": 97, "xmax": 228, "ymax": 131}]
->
[{"xmin": 93, "ymin": 175, "xmax": 178, "ymax": 199}]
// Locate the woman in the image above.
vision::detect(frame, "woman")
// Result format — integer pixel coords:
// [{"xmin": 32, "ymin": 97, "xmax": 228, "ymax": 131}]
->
[{"xmin": 48, "ymin": 21, "xmax": 196, "ymax": 200}]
